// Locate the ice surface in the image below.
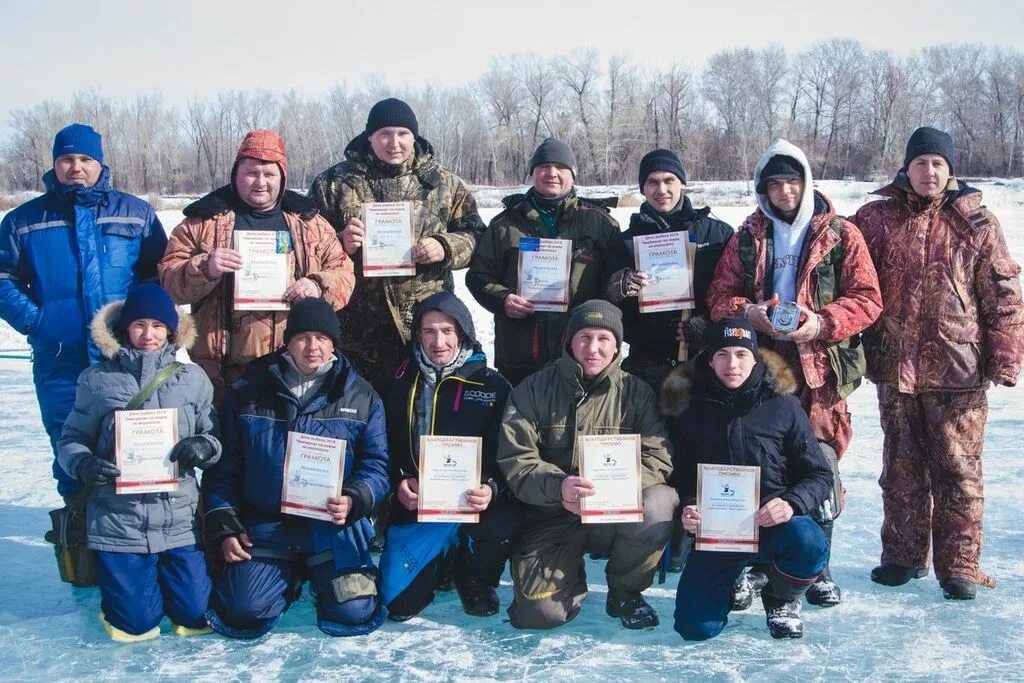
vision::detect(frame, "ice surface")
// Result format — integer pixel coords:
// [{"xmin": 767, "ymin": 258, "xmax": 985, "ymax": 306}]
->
[{"xmin": 1, "ymin": 181, "xmax": 1022, "ymax": 681}]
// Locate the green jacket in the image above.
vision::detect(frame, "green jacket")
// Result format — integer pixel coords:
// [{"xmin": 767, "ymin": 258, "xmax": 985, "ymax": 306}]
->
[
  {"xmin": 466, "ymin": 190, "xmax": 620, "ymax": 384},
  {"xmin": 309, "ymin": 134, "xmax": 485, "ymax": 382},
  {"xmin": 497, "ymin": 351, "xmax": 673, "ymax": 525}
]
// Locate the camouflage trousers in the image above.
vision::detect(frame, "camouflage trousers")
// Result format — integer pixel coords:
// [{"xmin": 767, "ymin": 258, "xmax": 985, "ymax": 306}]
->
[
  {"xmin": 772, "ymin": 343, "xmax": 852, "ymax": 459},
  {"xmin": 877, "ymin": 383, "xmax": 994, "ymax": 586}
]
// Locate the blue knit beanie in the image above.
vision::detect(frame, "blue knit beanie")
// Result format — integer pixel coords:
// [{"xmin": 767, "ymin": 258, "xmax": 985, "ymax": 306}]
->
[
  {"xmin": 52, "ymin": 123, "xmax": 104, "ymax": 164},
  {"xmin": 117, "ymin": 284, "xmax": 179, "ymax": 337}
]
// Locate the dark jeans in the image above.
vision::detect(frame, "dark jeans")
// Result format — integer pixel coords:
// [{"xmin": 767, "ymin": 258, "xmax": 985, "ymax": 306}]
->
[{"xmin": 673, "ymin": 516, "xmax": 828, "ymax": 641}]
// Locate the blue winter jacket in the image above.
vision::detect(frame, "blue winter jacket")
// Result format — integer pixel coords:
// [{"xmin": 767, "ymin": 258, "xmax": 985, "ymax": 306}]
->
[
  {"xmin": 203, "ymin": 349, "xmax": 390, "ymax": 572},
  {"xmin": 0, "ymin": 167, "xmax": 167, "ymax": 363}
]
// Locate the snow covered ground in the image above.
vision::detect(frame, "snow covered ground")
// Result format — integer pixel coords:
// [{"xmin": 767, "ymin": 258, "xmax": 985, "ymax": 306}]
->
[{"xmin": 1, "ymin": 180, "xmax": 1022, "ymax": 680}]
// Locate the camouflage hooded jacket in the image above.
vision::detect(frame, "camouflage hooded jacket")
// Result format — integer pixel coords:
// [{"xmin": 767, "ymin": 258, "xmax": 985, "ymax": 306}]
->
[
  {"xmin": 853, "ymin": 177, "xmax": 1024, "ymax": 393},
  {"xmin": 309, "ymin": 134, "xmax": 484, "ymax": 381}
]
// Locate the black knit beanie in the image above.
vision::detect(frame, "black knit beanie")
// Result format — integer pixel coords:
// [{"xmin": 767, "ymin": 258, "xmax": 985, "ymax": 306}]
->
[
  {"xmin": 529, "ymin": 138, "xmax": 577, "ymax": 177},
  {"xmin": 903, "ymin": 126, "xmax": 955, "ymax": 174},
  {"xmin": 756, "ymin": 155, "xmax": 804, "ymax": 194},
  {"xmin": 365, "ymin": 98, "xmax": 419, "ymax": 137},
  {"xmin": 706, "ymin": 317, "xmax": 758, "ymax": 356},
  {"xmin": 638, "ymin": 149, "xmax": 686, "ymax": 189},
  {"xmin": 285, "ymin": 298, "xmax": 341, "ymax": 347},
  {"xmin": 565, "ymin": 300, "xmax": 623, "ymax": 348}
]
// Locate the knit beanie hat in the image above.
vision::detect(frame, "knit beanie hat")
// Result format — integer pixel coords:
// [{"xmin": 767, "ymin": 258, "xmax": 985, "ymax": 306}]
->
[
  {"xmin": 365, "ymin": 98, "xmax": 419, "ymax": 137},
  {"xmin": 706, "ymin": 317, "xmax": 758, "ymax": 356},
  {"xmin": 903, "ymin": 126, "xmax": 955, "ymax": 175},
  {"xmin": 565, "ymin": 300, "xmax": 623, "ymax": 348},
  {"xmin": 285, "ymin": 297, "xmax": 341, "ymax": 347},
  {"xmin": 117, "ymin": 284, "xmax": 179, "ymax": 337},
  {"xmin": 529, "ymin": 138, "xmax": 578, "ymax": 177},
  {"xmin": 638, "ymin": 149, "xmax": 686, "ymax": 189},
  {"xmin": 755, "ymin": 154, "xmax": 804, "ymax": 194},
  {"xmin": 52, "ymin": 123, "xmax": 103, "ymax": 164}
]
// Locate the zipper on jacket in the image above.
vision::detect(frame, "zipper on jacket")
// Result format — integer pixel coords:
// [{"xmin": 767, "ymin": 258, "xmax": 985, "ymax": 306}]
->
[{"xmin": 406, "ymin": 371, "xmax": 486, "ymax": 475}]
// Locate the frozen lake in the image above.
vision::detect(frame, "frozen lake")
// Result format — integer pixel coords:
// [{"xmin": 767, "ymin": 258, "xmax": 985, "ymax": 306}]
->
[{"xmin": 1, "ymin": 180, "xmax": 1022, "ymax": 680}]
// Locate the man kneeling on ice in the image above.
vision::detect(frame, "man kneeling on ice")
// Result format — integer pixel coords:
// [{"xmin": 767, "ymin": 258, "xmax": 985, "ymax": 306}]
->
[
  {"xmin": 665, "ymin": 318, "xmax": 832, "ymax": 639},
  {"xmin": 202, "ymin": 298, "xmax": 390, "ymax": 638}
]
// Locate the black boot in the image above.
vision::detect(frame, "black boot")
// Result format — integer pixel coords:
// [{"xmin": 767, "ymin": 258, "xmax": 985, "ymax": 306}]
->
[
  {"xmin": 871, "ymin": 563, "xmax": 929, "ymax": 586},
  {"xmin": 606, "ymin": 590, "xmax": 659, "ymax": 629},
  {"xmin": 457, "ymin": 579, "xmax": 500, "ymax": 616},
  {"xmin": 762, "ymin": 565, "xmax": 811, "ymax": 639},
  {"xmin": 940, "ymin": 578, "xmax": 978, "ymax": 600},
  {"xmin": 732, "ymin": 565, "xmax": 769, "ymax": 611},
  {"xmin": 806, "ymin": 564, "xmax": 841, "ymax": 607}
]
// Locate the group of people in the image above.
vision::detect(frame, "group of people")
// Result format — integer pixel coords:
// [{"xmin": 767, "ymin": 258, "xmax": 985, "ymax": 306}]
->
[{"xmin": 1, "ymin": 98, "xmax": 1020, "ymax": 644}]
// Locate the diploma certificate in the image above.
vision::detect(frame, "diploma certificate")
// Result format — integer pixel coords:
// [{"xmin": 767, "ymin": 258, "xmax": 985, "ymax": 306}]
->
[
  {"xmin": 417, "ymin": 436, "xmax": 482, "ymax": 523},
  {"xmin": 362, "ymin": 201, "xmax": 415, "ymax": 277},
  {"xmin": 114, "ymin": 408, "xmax": 179, "ymax": 494},
  {"xmin": 518, "ymin": 237, "xmax": 572, "ymax": 312},
  {"xmin": 634, "ymin": 231, "xmax": 694, "ymax": 314},
  {"xmin": 578, "ymin": 434, "xmax": 643, "ymax": 524},
  {"xmin": 233, "ymin": 230, "xmax": 291, "ymax": 311},
  {"xmin": 280, "ymin": 432, "xmax": 346, "ymax": 522},
  {"xmin": 696, "ymin": 463, "xmax": 760, "ymax": 552}
]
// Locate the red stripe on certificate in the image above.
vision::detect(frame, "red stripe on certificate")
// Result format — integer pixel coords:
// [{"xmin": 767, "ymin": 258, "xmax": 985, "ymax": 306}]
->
[
  {"xmin": 696, "ymin": 536, "xmax": 758, "ymax": 546},
  {"xmin": 234, "ymin": 298, "xmax": 285, "ymax": 305},
  {"xmin": 418, "ymin": 509, "xmax": 473, "ymax": 515},
  {"xmin": 363, "ymin": 265, "xmax": 414, "ymax": 271},
  {"xmin": 281, "ymin": 501, "xmax": 328, "ymax": 513},
  {"xmin": 642, "ymin": 297, "xmax": 694, "ymax": 306},
  {"xmin": 581, "ymin": 509, "xmax": 643, "ymax": 516},
  {"xmin": 117, "ymin": 479, "xmax": 178, "ymax": 488}
]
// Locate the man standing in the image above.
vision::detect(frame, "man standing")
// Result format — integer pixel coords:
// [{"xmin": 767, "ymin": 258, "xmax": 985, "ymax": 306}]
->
[
  {"xmin": 704, "ymin": 139, "xmax": 882, "ymax": 606},
  {"xmin": 309, "ymin": 98, "xmax": 484, "ymax": 386},
  {"xmin": 377, "ymin": 291, "xmax": 517, "ymax": 620},
  {"xmin": 467, "ymin": 139, "xmax": 620, "ymax": 386},
  {"xmin": 603, "ymin": 148, "xmax": 733, "ymax": 393},
  {"xmin": 854, "ymin": 126, "xmax": 1024, "ymax": 600},
  {"xmin": 159, "ymin": 129, "xmax": 354, "ymax": 403},
  {"xmin": 498, "ymin": 300, "xmax": 677, "ymax": 629},
  {"xmin": 0, "ymin": 123, "xmax": 166, "ymax": 499}
]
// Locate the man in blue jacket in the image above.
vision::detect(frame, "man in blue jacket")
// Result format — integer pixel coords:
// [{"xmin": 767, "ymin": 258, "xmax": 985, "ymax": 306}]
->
[{"xmin": 0, "ymin": 123, "xmax": 167, "ymax": 500}]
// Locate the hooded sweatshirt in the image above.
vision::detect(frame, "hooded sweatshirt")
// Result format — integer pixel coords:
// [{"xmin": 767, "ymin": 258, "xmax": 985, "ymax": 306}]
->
[{"xmin": 753, "ymin": 139, "xmax": 816, "ymax": 305}]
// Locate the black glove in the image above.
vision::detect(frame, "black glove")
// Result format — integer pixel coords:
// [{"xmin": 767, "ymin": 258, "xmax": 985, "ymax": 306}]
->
[
  {"xmin": 77, "ymin": 456, "xmax": 120, "ymax": 486},
  {"xmin": 681, "ymin": 314, "xmax": 711, "ymax": 353},
  {"xmin": 168, "ymin": 436, "xmax": 219, "ymax": 470},
  {"xmin": 605, "ymin": 268, "xmax": 644, "ymax": 303}
]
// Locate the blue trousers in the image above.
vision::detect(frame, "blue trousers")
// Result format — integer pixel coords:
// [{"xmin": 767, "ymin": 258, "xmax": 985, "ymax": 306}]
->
[
  {"xmin": 673, "ymin": 516, "xmax": 828, "ymax": 641},
  {"xmin": 210, "ymin": 556, "xmax": 378, "ymax": 638},
  {"xmin": 95, "ymin": 544, "xmax": 211, "ymax": 636},
  {"xmin": 32, "ymin": 346, "xmax": 88, "ymax": 499}
]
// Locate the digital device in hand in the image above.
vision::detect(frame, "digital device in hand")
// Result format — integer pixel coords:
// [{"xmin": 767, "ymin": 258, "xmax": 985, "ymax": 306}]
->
[{"xmin": 770, "ymin": 301, "xmax": 801, "ymax": 333}]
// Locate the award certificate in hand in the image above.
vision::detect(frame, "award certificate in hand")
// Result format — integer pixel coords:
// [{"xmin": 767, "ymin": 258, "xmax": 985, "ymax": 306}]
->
[
  {"xmin": 578, "ymin": 434, "xmax": 643, "ymax": 524},
  {"xmin": 634, "ymin": 231, "xmax": 694, "ymax": 314},
  {"xmin": 417, "ymin": 436, "xmax": 482, "ymax": 523},
  {"xmin": 233, "ymin": 230, "xmax": 291, "ymax": 311},
  {"xmin": 362, "ymin": 201, "xmax": 415, "ymax": 277},
  {"xmin": 518, "ymin": 237, "xmax": 572, "ymax": 312},
  {"xmin": 696, "ymin": 463, "xmax": 760, "ymax": 552},
  {"xmin": 115, "ymin": 408, "xmax": 179, "ymax": 494},
  {"xmin": 280, "ymin": 432, "xmax": 346, "ymax": 522}
]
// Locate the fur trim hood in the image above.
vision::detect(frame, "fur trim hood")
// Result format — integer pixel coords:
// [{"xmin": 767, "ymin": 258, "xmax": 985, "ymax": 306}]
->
[
  {"xmin": 90, "ymin": 300, "xmax": 197, "ymax": 359},
  {"xmin": 659, "ymin": 348, "xmax": 796, "ymax": 416},
  {"xmin": 182, "ymin": 185, "xmax": 318, "ymax": 220}
]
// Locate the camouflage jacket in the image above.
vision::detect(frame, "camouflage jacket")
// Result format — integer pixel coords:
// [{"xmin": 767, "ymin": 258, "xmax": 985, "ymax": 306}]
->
[
  {"xmin": 158, "ymin": 188, "xmax": 353, "ymax": 403},
  {"xmin": 466, "ymin": 190, "xmax": 620, "ymax": 384},
  {"xmin": 854, "ymin": 177, "xmax": 1024, "ymax": 393},
  {"xmin": 707, "ymin": 191, "xmax": 882, "ymax": 397},
  {"xmin": 309, "ymin": 134, "xmax": 484, "ymax": 383}
]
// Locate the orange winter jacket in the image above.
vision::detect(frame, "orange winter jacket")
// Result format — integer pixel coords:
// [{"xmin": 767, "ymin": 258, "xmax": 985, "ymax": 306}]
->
[
  {"xmin": 854, "ymin": 179, "xmax": 1024, "ymax": 393},
  {"xmin": 158, "ymin": 188, "xmax": 354, "ymax": 401}
]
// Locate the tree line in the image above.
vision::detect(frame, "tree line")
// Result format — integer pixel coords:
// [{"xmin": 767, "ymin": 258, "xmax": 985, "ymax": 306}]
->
[{"xmin": 2, "ymin": 40, "xmax": 1023, "ymax": 196}]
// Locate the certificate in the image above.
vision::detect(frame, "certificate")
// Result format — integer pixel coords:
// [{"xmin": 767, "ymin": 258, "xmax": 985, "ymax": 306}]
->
[
  {"xmin": 280, "ymin": 432, "xmax": 346, "ymax": 522},
  {"xmin": 233, "ymin": 230, "xmax": 291, "ymax": 311},
  {"xmin": 114, "ymin": 408, "xmax": 179, "ymax": 494},
  {"xmin": 417, "ymin": 436, "xmax": 482, "ymax": 523},
  {"xmin": 518, "ymin": 237, "xmax": 572, "ymax": 312},
  {"xmin": 362, "ymin": 201, "xmax": 415, "ymax": 277},
  {"xmin": 634, "ymin": 231, "xmax": 694, "ymax": 314},
  {"xmin": 696, "ymin": 463, "xmax": 761, "ymax": 552},
  {"xmin": 578, "ymin": 434, "xmax": 643, "ymax": 524}
]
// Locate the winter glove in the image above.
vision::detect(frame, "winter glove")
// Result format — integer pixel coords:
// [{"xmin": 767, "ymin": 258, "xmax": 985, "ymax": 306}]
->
[
  {"xmin": 168, "ymin": 436, "xmax": 219, "ymax": 470},
  {"xmin": 680, "ymin": 314, "xmax": 712, "ymax": 353},
  {"xmin": 76, "ymin": 456, "xmax": 120, "ymax": 486},
  {"xmin": 605, "ymin": 268, "xmax": 644, "ymax": 303}
]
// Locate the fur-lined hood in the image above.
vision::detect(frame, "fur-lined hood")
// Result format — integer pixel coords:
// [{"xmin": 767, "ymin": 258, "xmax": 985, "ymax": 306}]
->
[
  {"xmin": 90, "ymin": 300, "xmax": 197, "ymax": 359},
  {"xmin": 659, "ymin": 348, "xmax": 796, "ymax": 416}
]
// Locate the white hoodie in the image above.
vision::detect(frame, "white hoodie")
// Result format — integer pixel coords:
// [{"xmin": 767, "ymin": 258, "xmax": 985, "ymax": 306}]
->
[{"xmin": 753, "ymin": 139, "xmax": 815, "ymax": 305}]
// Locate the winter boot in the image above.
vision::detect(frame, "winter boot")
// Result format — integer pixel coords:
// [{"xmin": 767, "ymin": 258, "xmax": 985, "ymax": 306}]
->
[
  {"xmin": 171, "ymin": 623, "xmax": 214, "ymax": 636},
  {"xmin": 731, "ymin": 570, "xmax": 754, "ymax": 611},
  {"xmin": 870, "ymin": 563, "xmax": 929, "ymax": 586},
  {"xmin": 761, "ymin": 565, "xmax": 812, "ymax": 639},
  {"xmin": 457, "ymin": 580, "xmax": 500, "ymax": 617},
  {"xmin": 940, "ymin": 578, "xmax": 978, "ymax": 600},
  {"xmin": 806, "ymin": 519, "xmax": 841, "ymax": 607},
  {"xmin": 606, "ymin": 590, "xmax": 659, "ymax": 629},
  {"xmin": 99, "ymin": 612, "xmax": 159, "ymax": 643}
]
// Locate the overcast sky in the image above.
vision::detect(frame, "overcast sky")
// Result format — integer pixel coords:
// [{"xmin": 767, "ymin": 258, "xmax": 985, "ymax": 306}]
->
[{"xmin": 3, "ymin": 0, "xmax": 1022, "ymax": 135}]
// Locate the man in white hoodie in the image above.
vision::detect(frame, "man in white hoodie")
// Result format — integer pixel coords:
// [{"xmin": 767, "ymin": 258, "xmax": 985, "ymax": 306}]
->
[{"xmin": 703, "ymin": 139, "xmax": 882, "ymax": 608}]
